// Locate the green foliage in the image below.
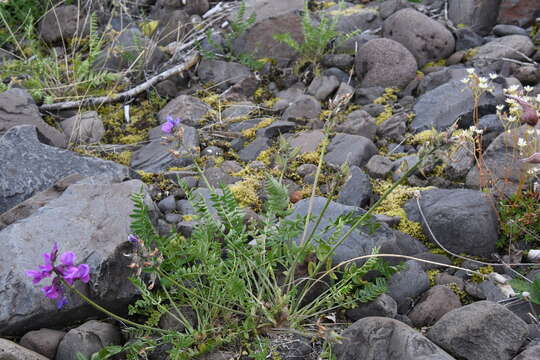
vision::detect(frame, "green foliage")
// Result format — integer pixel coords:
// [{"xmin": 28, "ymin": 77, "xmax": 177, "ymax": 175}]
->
[
  {"xmin": 0, "ymin": 12, "xmax": 120, "ymax": 103},
  {"xmin": 273, "ymin": 1, "xmax": 359, "ymax": 71},
  {"xmin": 75, "ymin": 346, "xmax": 123, "ymax": 360},
  {"xmin": 199, "ymin": 1, "xmax": 264, "ymax": 71},
  {"xmin": 124, "ymin": 174, "xmax": 398, "ymax": 357},
  {"xmin": 510, "ymin": 274, "xmax": 540, "ymax": 305},
  {"xmin": 0, "ymin": 0, "xmax": 48, "ymax": 47},
  {"xmin": 497, "ymin": 190, "xmax": 540, "ymax": 249}
]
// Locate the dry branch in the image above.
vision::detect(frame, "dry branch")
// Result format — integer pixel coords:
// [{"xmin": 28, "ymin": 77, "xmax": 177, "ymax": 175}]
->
[{"xmin": 39, "ymin": 52, "xmax": 201, "ymax": 111}]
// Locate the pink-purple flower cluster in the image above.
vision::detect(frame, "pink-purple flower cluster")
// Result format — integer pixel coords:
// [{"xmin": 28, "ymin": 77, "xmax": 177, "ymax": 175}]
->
[
  {"xmin": 161, "ymin": 115, "xmax": 181, "ymax": 134},
  {"xmin": 26, "ymin": 243, "xmax": 90, "ymax": 309}
]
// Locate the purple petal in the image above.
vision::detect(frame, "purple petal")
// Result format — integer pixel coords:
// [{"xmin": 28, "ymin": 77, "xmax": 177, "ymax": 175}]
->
[
  {"xmin": 61, "ymin": 266, "xmax": 80, "ymax": 285},
  {"xmin": 26, "ymin": 270, "xmax": 48, "ymax": 284},
  {"xmin": 161, "ymin": 122, "xmax": 174, "ymax": 134},
  {"xmin": 60, "ymin": 252, "xmax": 76, "ymax": 266},
  {"xmin": 56, "ymin": 296, "xmax": 68, "ymax": 309},
  {"xmin": 128, "ymin": 234, "xmax": 139, "ymax": 244},
  {"xmin": 173, "ymin": 118, "xmax": 181, "ymax": 126},
  {"xmin": 166, "ymin": 115, "xmax": 174, "ymax": 123},
  {"xmin": 42, "ymin": 284, "xmax": 61, "ymax": 299},
  {"xmin": 77, "ymin": 264, "xmax": 91, "ymax": 283}
]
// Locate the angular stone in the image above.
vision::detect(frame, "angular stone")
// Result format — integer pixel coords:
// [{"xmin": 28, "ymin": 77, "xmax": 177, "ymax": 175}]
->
[
  {"xmin": 0, "ymin": 339, "xmax": 49, "ymax": 360},
  {"xmin": 256, "ymin": 121, "xmax": 296, "ymax": 138},
  {"xmin": 158, "ymin": 95, "xmax": 211, "ymax": 127},
  {"xmin": 493, "ymin": 24, "xmax": 529, "ymax": 37},
  {"xmin": 307, "ymin": 75, "xmax": 340, "ymax": 101},
  {"xmin": 472, "ymin": 35, "xmax": 534, "ymax": 62},
  {"xmin": 335, "ymin": 110, "xmax": 377, "ymax": 140},
  {"xmin": 197, "ymin": 59, "xmax": 252, "ymax": 91},
  {"xmin": 61, "ymin": 111, "xmax": 105, "ymax": 144},
  {"xmin": 387, "ymin": 260, "xmax": 429, "ymax": 310},
  {"xmin": 337, "ymin": 166, "xmax": 372, "ymax": 208},
  {"xmin": 282, "ymin": 95, "xmax": 322, "ymax": 123},
  {"xmin": 130, "ymin": 124, "xmax": 199, "ymax": 173},
  {"xmin": 323, "ymin": 3, "xmax": 382, "ymax": 34},
  {"xmin": 334, "ymin": 317, "xmax": 455, "ymax": 360},
  {"xmin": 405, "ymin": 188, "xmax": 499, "ymax": 257},
  {"xmin": 39, "ymin": 5, "xmax": 89, "ymax": 43},
  {"xmin": 448, "ymin": 0, "xmax": 501, "ymax": 36},
  {"xmin": 0, "ymin": 177, "xmax": 155, "ymax": 335},
  {"xmin": 513, "ymin": 345, "xmax": 540, "ymax": 360},
  {"xmin": 0, "ymin": 126, "xmax": 131, "ymax": 214},
  {"xmin": 365, "ymin": 155, "xmax": 393, "ymax": 179},
  {"xmin": 287, "ymin": 197, "xmax": 427, "ymax": 267},
  {"xmin": 428, "ymin": 301, "xmax": 528, "ymax": 360},
  {"xmin": 324, "ymin": 133, "xmax": 377, "ymax": 168},
  {"xmin": 287, "ymin": 130, "xmax": 325, "ymax": 154},
  {"xmin": 0, "ymin": 88, "xmax": 66, "ymax": 147},
  {"xmin": 238, "ymin": 136, "xmax": 270, "ymax": 162},
  {"xmin": 408, "ymin": 285, "xmax": 462, "ymax": 327},
  {"xmin": 412, "ymin": 80, "xmax": 500, "ymax": 132},
  {"xmin": 346, "ymin": 294, "xmax": 397, "ymax": 322}
]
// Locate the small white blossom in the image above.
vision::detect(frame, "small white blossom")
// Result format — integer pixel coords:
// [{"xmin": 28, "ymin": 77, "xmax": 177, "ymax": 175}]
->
[
  {"xmin": 508, "ymin": 85, "xmax": 520, "ymax": 92},
  {"xmin": 496, "ymin": 104, "xmax": 504, "ymax": 111},
  {"xmin": 517, "ymin": 138, "xmax": 527, "ymax": 148},
  {"xmin": 527, "ymin": 128, "xmax": 536, "ymax": 135},
  {"xmin": 478, "ymin": 77, "xmax": 488, "ymax": 83},
  {"xmin": 479, "ymin": 82, "xmax": 489, "ymax": 89},
  {"xmin": 461, "ymin": 78, "xmax": 470, "ymax": 84},
  {"xmin": 507, "ymin": 115, "xmax": 517, "ymax": 122},
  {"xmin": 466, "ymin": 68, "xmax": 476, "ymax": 74},
  {"xmin": 527, "ymin": 168, "xmax": 539, "ymax": 176},
  {"xmin": 524, "ymin": 85, "xmax": 534, "ymax": 93},
  {"xmin": 469, "ymin": 126, "xmax": 483, "ymax": 135},
  {"xmin": 489, "ymin": 73, "xmax": 498, "ymax": 80}
]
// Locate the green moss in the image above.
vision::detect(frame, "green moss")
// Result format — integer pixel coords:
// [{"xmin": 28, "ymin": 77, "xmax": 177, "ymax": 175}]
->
[
  {"xmin": 470, "ymin": 265, "xmax": 493, "ymax": 283},
  {"xmin": 371, "ymin": 179, "xmax": 434, "ymax": 241},
  {"xmin": 373, "ymin": 87, "xmax": 399, "ymax": 105},
  {"xmin": 375, "ymin": 105, "xmax": 394, "ymax": 125},
  {"xmin": 72, "ymin": 147, "xmax": 132, "ymax": 166},
  {"xmin": 407, "ymin": 129, "xmax": 438, "ymax": 145},
  {"xmin": 229, "ymin": 177, "xmax": 262, "ymax": 209},
  {"xmin": 96, "ymin": 91, "xmax": 166, "ymax": 144},
  {"xmin": 447, "ymin": 283, "xmax": 467, "ymax": 304},
  {"xmin": 421, "ymin": 59, "xmax": 447, "ymax": 71},
  {"xmin": 241, "ymin": 118, "xmax": 275, "ymax": 140},
  {"xmin": 427, "ymin": 269, "xmax": 441, "ymax": 287}
]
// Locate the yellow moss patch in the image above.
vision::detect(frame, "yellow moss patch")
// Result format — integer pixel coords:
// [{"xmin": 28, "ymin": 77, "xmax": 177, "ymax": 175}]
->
[
  {"xmin": 241, "ymin": 118, "xmax": 275, "ymax": 140},
  {"xmin": 373, "ymin": 87, "xmax": 399, "ymax": 105},
  {"xmin": 256, "ymin": 148, "xmax": 275, "ymax": 166},
  {"xmin": 229, "ymin": 177, "xmax": 262, "ymax": 209},
  {"xmin": 407, "ymin": 129, "xmax": 438, "ymax": 145},
  {"xmin": 427, "ymin": 269, "xmax": 441, "ymax": 287},
  {"xmin": 182, "ymin": 215, "xmax": 194, "ymax": 222},
  {"xmin": 471, "ymin": 265, "xmax": 494, "ymax": 283},
  {"xmin": 371, "ymin": 179, "xmax": 434, "ymax": 241},
  {"xmin": 72, "ymin": 148, "xmax": 133, "ymax": 166},
  {"xmin": 421, "ymin": 59, "xmax": 447, "ymax": 70},
  {"xmin": 328, "ymin": 5, "xmax": 370, "ymax": 16},
  {"xmin": 375, "ymin": 105, "xmax": 394, "ymax": 125},
  {"xmin": 448, "ymin": 283, "xmax": 467, "ymax": 304}
]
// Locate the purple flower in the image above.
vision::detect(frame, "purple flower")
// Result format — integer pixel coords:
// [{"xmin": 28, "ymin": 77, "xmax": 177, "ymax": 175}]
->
[
  {"xmin": 26, "ymin": 244, "xmax": 91, "ymax": 309},
  {"xmin": 161, "ymin": 115, "xmax": 181, "ymax": 134},
  {"xmin": 128, "ymin": 234, "xmax": 139, "ymax": 244}
]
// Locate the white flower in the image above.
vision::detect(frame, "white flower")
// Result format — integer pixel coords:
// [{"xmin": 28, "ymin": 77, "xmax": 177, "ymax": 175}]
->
[
  {"xmin": 479, "ymin": 82, "xmax": 489, "ymax": 89},
  {"xmin": 466, "ymin": 68, "xmax": 476, "ymax": 74},
  {"xmin": 523, "ymin": 292, "xmax": 531, "ymax": 298},
  {"xmin": 517, "ymin": 138, "xmax": 527, "ymax": 148},
  {"xmin": 507, "ymin": 115, "xmax": 517, "ymax": 122},
  {"xmin": 469, "ymin": 126, "xmax": 483, "ymax": 135},
  {"xmin": 527, "ymin": 168, "xmax": 539, "ymax": 176},
  {"xmin": 489, "ymin": 73, "xmax": 498, "ymax": 80},
  {"xmin": 461, "ymin": 78, "xmax": 470, "ymax": 84},
  {"xmin": 508, "ymin": 85, "xmax": 520, "ymax": 92},
  {"xmin": 536, "ymin": 94, "xmax": 540, "ymax": 103},
  {"xmin": 524, "ymin": 85, "xmax": 534, "ymax": 93},
  {"xmin": 527, "ymin": 128, "xmax": 536, "ymax": 135},
  {"xmin": 505, "ymin": 98, "xmax": 517, "ymax": 105},
  {"xmin": 496, "ymin": 104, "xmax": 504, "ymax": 111},
  {"xmin": 478, "ymin": 77, "xmax": 488, "ymax": 83}
]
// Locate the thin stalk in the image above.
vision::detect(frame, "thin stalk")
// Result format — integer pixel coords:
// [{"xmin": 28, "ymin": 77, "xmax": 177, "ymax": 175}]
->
[{"xmin": 63, "ymin": 280, "xmax": 168, "ymax": 334}]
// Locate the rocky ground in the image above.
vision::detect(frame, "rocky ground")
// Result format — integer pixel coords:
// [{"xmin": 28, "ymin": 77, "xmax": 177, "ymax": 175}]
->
[{"xmin": 0, "ymin": 0, "xmax": 540, "ymax": 359}]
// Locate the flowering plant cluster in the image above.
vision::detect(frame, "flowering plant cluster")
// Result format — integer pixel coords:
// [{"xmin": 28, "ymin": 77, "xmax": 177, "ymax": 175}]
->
[{"xmin": 26, "ymin": 243, "xmax": 90, "ymax": 309}]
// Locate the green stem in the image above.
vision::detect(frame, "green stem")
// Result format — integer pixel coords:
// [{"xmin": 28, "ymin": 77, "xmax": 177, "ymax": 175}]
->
[{"xmin": 63, "ymin": 280, "xmax": 168, "ymax": 334}]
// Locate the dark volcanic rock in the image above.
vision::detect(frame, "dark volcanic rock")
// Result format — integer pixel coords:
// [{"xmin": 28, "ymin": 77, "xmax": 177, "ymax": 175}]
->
[
  {"xmin": 334, "ymin": 317, "xmax": 455, "ymax": 360},
  {"xmin": 0, "ymin": 126, "xmax": 131, "ymax": 214},
  {"xmin": 0, "ymin": 177, "xmax": 154, "ymax": 335}
]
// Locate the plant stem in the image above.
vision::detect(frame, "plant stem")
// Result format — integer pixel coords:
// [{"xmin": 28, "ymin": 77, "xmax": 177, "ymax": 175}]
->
[{"xmin": 63, "ymin": 280, "xmax": 168, "ymax": 334}]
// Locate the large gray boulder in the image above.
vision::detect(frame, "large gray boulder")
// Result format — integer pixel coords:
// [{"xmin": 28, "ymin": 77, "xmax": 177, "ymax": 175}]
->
[
  {"xmin": 405, "ymin": 188, "xmax": 499, "ymax": 257},
  {"xmin": 0, "ymin": 177, "xmax": 153, "ymax": 335},
  {"xmin": 428, "ymin": 301, "xmax": 528, "ymax": 360},
  {"xmin": 0, "ymin": 126, "xmax": 131, "ymax": 214},
  {"xmin": 383, "ymin": 8, "xmax": 455, "ymax": 67},
  {"xmin": 286, "ymin": 197, "xmax": 427, "ymax": 267},
  {"xmin": 466, "ymin": 124, "xmax": 540, "ymax": 194},
  {"xmin": 39, "ymin": 5, "xmax": 89, "ymax": 44},
  {"xmin": 324, "ymin": 133, "xmax": 377, "ymax": 168},
  {"xmin": 334, "ymin": 317, "xmax": 455, "ymax": 360},
  {"xmin": 322, "ymin": 3, "xmax": 382, "ymax": 34},
  {"xmin": 197, "ymin": 59, "xmax": 252, "ymax": 91},
  {"xmin": 411, "ymin": 80, "xmax": 501, "ymax": 132},
  {"xmin": 448, "ymin": 0, "xmax": 502, "ymax": 35},
  {"xmin": 0, "ymin": 88, "xmax": 66, "ymax": 148},
  {"xmin": 472, "ymin": 35, "xmax": 535, "ymax": 62},
  {"xmin": 355, "ymin": 38, "xmax": 418, "ymax": 89}
]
